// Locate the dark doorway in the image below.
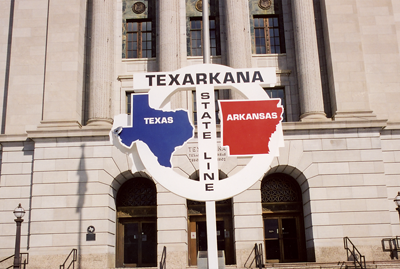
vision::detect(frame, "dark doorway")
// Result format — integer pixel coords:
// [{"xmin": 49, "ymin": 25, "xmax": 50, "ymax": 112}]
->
[
  {"xmin": 196, "ymin": 220, "xmax": 228, "ymax": 252},
  {"xmin": 264, "ymin": 215, "xmax": 303, "ymax": 262},
  {"xmin": 116, "ymin": 177, "xmax": 157, "ymax": 267},
  {"xmin": 261, "ymin": 173, "xmax": 307, "ymax": 263},
  {"xmin": 118, "ymin": 220, "xmax": 157, "ymax": 266},
  {"xmin": 188, "ymin": 199, "xmax": 235, "ymax": 265}
]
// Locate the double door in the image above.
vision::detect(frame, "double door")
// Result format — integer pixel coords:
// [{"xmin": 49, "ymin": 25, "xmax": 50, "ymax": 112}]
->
[
  {"xmin": 189, "ymin": 215, "xmax": 235, "ymax": 265},
  {"xmin": 263, "ymin": 215, "xmax": 305, "ymax": 263},
  {"xmin": 117, "ymin": 219, "xmax": 157, "ymax": 267}
]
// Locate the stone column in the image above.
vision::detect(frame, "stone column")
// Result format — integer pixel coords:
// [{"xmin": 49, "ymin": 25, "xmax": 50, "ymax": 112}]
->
[
  {"xmin": 158, "ymin": 0, "xmax": 180, "ymax": 71},
  {"xmin": 87, "ymin": 0, "xmax": 114, "ymax": 126},
  {"xmin": 40, "ymin": 0, "xmax": 87, "ymax": 129},
  {"xmin": 233, "ymin": 182, "xmax": 264, "ymax": 267},
  {"xmin": 291, "ymin": 0, "xmax": 327, "ymax": 121},
  {"xmin": 224, "ymin": 0, "xmax": 252, "ymax": 68},
  {"xmin": 158, "ymin": 0, "xmax": 186, "ymax": 109},
  {"xmin": 157, "ymin": 185, "xmax": 188, "ymax": 269}
]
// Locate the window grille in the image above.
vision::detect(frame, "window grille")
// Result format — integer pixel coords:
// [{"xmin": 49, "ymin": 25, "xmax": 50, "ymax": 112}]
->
[
  {"xmin": 117, "ymin": 178, "xmax": 156, "ymax": 207},
  {"xmin": 261, "ymin": 174, "xmax": 300, "ymax": 203}
]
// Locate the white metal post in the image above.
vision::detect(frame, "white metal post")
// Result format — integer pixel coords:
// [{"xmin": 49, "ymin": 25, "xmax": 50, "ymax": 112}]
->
[
  {"xmin": 202, "ymin": 1, "xmax": 218, "ymax": 267},
  {"xmin": 196, "ymin": 83, "xmax": 219, "ymax": 269},
  {"xmin": 202, "ymin": 0, "xmax": 210, "ymax": 64},
  {"xmin": 206, "ymin": 201, "xmax": 218, "ymax": 269}
]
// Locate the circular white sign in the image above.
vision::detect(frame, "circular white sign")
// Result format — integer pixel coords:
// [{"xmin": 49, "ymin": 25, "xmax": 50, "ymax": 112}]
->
[{"xmin": 111, "ymin": 64, "xmax": 283, "ymax": 201}]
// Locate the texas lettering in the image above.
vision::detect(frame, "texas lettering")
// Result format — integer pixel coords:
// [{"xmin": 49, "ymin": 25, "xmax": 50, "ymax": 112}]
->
[{"xmin": 144, "ymin": 117, "xmax": 173, "ymax": 124}]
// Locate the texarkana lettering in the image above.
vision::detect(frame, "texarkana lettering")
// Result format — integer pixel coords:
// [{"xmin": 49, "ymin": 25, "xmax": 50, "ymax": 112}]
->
[{"xmin": 145, "ymin": 71, "xmax": 264, "ymax": 87}]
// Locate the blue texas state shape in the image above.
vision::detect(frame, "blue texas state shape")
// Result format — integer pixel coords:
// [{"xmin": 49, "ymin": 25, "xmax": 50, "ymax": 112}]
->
[{"xmin": 117, "ymin": 94, "xmax": 194, "ymax": 167}]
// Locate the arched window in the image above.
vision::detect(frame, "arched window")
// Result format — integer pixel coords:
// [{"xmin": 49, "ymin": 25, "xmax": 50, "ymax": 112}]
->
[
  {"xmin": 261, "ymin": 173, "xmax": 301, "ymax": 203},
  {"xmin": 117, "ymin": 177, "xmax": 156, "ymax": 207}
]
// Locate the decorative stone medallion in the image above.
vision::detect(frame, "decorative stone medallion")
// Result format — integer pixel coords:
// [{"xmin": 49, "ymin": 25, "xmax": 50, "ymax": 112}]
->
[
  {"xmin": 195, "ymin": 0, "xmax": 202, "ymax": 12},
  {"xmin": 132, "ymin": 2, "xmax": 146, "ymax": 14},
  {"xmin": 258, "ymin": 0, "xmax": 272, "ymax": 10}
]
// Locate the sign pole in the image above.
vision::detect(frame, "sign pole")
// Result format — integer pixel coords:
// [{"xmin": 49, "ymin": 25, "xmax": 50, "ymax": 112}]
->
[
  {"xmin": 196, "ymin": 83, "xmax": 219, "ymax": 269},
  {"xmin": 202, "ymin": 0, "xmax": 210, "ymax": 64},
  {"xmin": 201, "ymin": 1, "xmax": 218, "ymax": 268},
  {"xmin": 206, "ymin": 201, "xmax": 218, "ymax": 268}
]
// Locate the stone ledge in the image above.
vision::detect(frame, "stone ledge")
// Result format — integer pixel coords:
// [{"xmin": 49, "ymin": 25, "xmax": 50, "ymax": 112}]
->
[
  {"xmin": 25, "ymin": 125, "xmax": 111, "ymax": 139},
  {"xmin": 0, "ymin": 133, "xmax": 29, "ymax": 142},
  {"xmin": 0, "ymin": 120, "xmax": 395, "ymax": 142},
  {"xmin": 117, "ymin": 67, "xmax": 291, "ymax": 81},
  {"xmin": 283, "ymin": 119, "xmax": 388, "ymax": 131},
  {"xmin": 384, "ymin": 121, "xmax": 400, "ymax": 130}
]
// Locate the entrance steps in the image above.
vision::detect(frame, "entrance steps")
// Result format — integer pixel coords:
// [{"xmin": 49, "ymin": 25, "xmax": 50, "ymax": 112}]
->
[
  {"xmin": 114, "ymin": 261, "xmax": 400, "ymax": 269},
  {"xmin": 370, "ymin": 260, "xmax": 400, "ymax": 269},
  {"xmin": 260, "ymin": 262, "xmax": 347, "ymax": 269},
  {"xmin": 255, "ymin": 261, "xmax": 400, "ymax": 269}
]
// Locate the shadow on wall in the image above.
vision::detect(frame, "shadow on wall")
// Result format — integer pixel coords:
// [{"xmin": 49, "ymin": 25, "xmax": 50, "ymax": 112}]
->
[{"xmin": 76, "ymin": 144, "xmax": 88, "ymax": 268}]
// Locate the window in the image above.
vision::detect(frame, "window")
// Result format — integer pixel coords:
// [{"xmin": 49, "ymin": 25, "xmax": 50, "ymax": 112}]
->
[
  {"xmin": 189, "ymin": 18, "xmax": 220, "ymax": 56},
  {"xmin": 265, "ymin": 88, "xmax": 286, "ymax": 121},
  {"xmin": 254, "ymin": 16, "xmax": 285, "ymax": 54},
  {"xmin": 126, "ymin": 20, "xmax": 154, "ymax": 58},
  {"xmin": 126, "ymin": 92, "xmax": 132, "ymax": 115},
  {"xmin": 193, "ymin": 90, "xmax": 229, "ymax": 125}
]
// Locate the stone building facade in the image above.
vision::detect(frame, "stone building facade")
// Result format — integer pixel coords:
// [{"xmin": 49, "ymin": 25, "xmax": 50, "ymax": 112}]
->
[{"xmin": 1, "ymin": 0, "xmax": 400, "ymax": 268}]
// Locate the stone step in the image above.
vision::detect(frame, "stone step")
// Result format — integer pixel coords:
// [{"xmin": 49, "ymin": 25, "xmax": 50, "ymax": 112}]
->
[
  {"xmin": 262, "ymin": 262, "xmax": 345, "ymax": 269},
  {"xmin": 372, "ymin": 260, "xmax": 400, "ymax": 269},
  {"xmin": 260, "ymin": 261, "xmax": 400, "ymax": 269},
  {"xmin": 113, "ymin": 261, "xmax": 400, "ymax": 269}
]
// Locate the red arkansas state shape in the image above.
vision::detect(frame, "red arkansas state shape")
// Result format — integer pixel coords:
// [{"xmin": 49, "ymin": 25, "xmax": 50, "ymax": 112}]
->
[{"xmin": 219, "ymin": 99, "xmax": 283, "ymax": 155}]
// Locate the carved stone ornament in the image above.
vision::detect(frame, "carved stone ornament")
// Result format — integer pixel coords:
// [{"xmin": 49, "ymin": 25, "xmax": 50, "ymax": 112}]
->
[
  {"xmin": 258, "ymin": 0, "xmax": 272, "ymax": 10},
  {"xmin": 195, "ymin": 0, "xmax": 202, "ymax": 12},
  {"xmin": 132, "ymin": 2, "xmax": 146, "ymax": 14}
]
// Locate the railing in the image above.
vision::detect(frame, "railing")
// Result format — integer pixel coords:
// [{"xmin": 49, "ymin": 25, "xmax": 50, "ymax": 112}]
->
[
  {"xmin": 159, "ymin": 246, "xmax": 166, "ymax": 269},
  {"xmin": 59, "ymin": 249, "xmax": 77, "ymax": 269},
  {"xmin": 244, "ymin": 243, "xmax": 263, "ymax": 269},
  {"xmin": 0, "ymin": 254, "xmax": 14, "ymax": 269},
  {"xmin": 254, "ymin": 243, "xmax": 263, "ymax": 269},
  {"xmin": 0, "ymin": 253, "xmax": 29, "ymax": 269},
  {"xmin": 343, "ymin": 237, "xmax": 366, "ymax": 269},
  {"xmin": 381, "ymin": 236, "xmax": 400, "ymax": 259}
]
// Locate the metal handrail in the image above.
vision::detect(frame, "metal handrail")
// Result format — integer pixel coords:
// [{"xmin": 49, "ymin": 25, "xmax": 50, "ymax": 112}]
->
[
  {"xmin": 0, "ymin": 254, "xmax": 14, "ymax": 264},
  {"xmin": 343, "ymin": 237, "xmax": 366, "ymax": 269},
  {"xmin": 159, "ymin": 246, "xmax": 166, "ymax": 269},
  {"xmin": 254, "ymin": 243, "xmax": 263, "ymax": 269},
  {"xmin": 59, "ymin": 249, "xmax": 77, "ymax": 269},
  {"xmin": 0, "ymin": 253, "xmax": 29, "ymax": 269},
  {"xmin": 381, "ymin": 236, "xmax": 400, "ymax": 259},
  {"xmin": 244, "ymin": 243, "xmax": 263, "ymax": 268}
]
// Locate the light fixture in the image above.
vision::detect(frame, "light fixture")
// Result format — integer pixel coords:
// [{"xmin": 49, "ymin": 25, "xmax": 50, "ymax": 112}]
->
[
  {"xmin": 394, "ymin": 192, "xmax": 400, "ymax": 214},
  {"xmin": 13, "ymin": 203, "xmax": 25, "ymax": 269},
  {"xmin": 13, "ymin": 204, "xmax": 25, "ymax": 219}
]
